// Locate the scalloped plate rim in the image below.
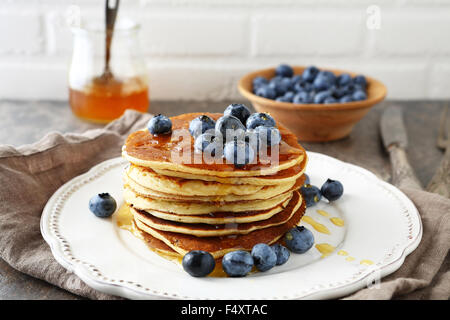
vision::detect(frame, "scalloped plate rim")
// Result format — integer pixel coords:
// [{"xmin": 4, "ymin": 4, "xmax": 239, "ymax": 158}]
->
[{"xmin": 40, "ymin": 152, "xmax": 422, "ymax": 300}]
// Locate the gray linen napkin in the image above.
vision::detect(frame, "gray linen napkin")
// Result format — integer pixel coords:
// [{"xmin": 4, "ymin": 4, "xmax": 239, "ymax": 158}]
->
[{"xmin": 0, "ymin": 110, "xmax": 448, "ymax": 300}]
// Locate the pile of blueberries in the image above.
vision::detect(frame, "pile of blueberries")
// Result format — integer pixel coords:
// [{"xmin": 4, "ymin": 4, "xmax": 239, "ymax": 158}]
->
[
  {"xmin": 182, "ymin": 226, "xmax": 315, "ymax": 278},
  {"xmin": 147, "ymin": 104, "xmax": 282, "ymax": 168},
  {"xmin": 300, "ymin": 174, "xmax": 344, "ymax": 207},
  {"xmin": 253, "ymin": 64, "xmax": 368, "ymax": 104}
]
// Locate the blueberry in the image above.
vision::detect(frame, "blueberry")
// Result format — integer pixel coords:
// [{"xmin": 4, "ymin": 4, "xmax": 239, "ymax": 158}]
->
[
  {"xmin": 224, "ymin": 103, "xmax": 251, "ymax": 125},
  {"xmin": 275, "ymin": 64, "xmax": 294, "ymax": 78},
  {"xmin": 255, "ymin": 85, "xmax": 277, "ymax": 100},
  {"xmin": 222, "ymin": 250, "xmax": 254, "ymax": 277},
  {"xmin": 300, "ymin": 184, "xmax": 322, "ymax": 207},
  {"xmin": 313, "ymin": 71, "xmax": 336, "ymax": 92},
  {"xmin": 269, "ymin": 77, "xmax": 292, "ymax": 96},
  {"xmin": 352, "ymin": 90, "xmax": 367, "ymax": 101},
  {"xmin": 194, "ymin": 132, "xmax": 222, "ymax": 157},
  {"xmin": 337, "ymin": 73, "xmax": 352, "ymax": 87},
  {"xmin": 290, "ymin": 75, "xmax": 303, "ymax": 86},
  {"xmin": 89, "ymin": 193, "xmax": 117, "ymax": 218},
  {"xmin": 339, "ymin": 95, "xmax": 353, "ymax": 103},
  {"xmin": 313, "ymin": 90, "xmax": 332, "ymax": 104},
  {"xmin": 324, "ymin": 97, "xmax": 337, "ymax": 104},
  {"xmin": 252, "ymin": 76, "xmax": 269, "ymax": 90},
  {"xmin": 302, "ymin": 66, "xmax": 320, "ymax": 83},
  {"xmin": 282, "ymin": 91, "xmax": 295, "ymax": 102},
  {"xmin": 224, "ymin": 140, "xmax": 255, "ymax": 168},
  {"xmin": 353, "ymin": 75, "xmax": 367, "ymax": 89},
  {"xmin": 333, "ymin": 86, "xmax": 351, "ymax": 99},
  {"xmin": 246, "ymin": 112, "xmax": 276, "ymax": 129},
  {"xmin": 303, "ymin": 173, "xmax": 310, "ymax": 185},
  {"xmin": 321, "ymin": 178, "xmax": 344, "ymax": 202},
  {"xmin": 276, "ymin": 96, "xmax": 291, "ymax": 102},
  {"xmin": 254, "ymin": 126, "xmax": 281, "ymax": 148},
  {"xmin": 182, "ymin": 250, "xmax": 215, "ymax": 277},
  {"xmin": 189, "ymin": 115, "xmax": 216, "ymax": 138},
  {"xmin": 215, "ymin": 115, "xmax": 246, "ymax": 142},
  {"xmin": 251, "ymin": 243, "xmax": 277, "ymax": 272},
  {"xmin": 313, "ymin": 75, "xmax": 332, "ymax": 92},
  {"xmin": 284, "ymin": 226, "xmax": 315, "ymax": 254},
  {"xmin": 293, "ymin": 91, "xmax": 313, "ymax": 104},
  {"xmin": 147, "ymin": 114, "xmax": 172, "ymax": 135},
  {"xmin": 271, "ymin": 244, "xmax": 290, "ymax": 266}
]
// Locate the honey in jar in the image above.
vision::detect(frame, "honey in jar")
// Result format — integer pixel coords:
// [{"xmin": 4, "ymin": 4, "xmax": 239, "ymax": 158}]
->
[
  {"xmin": 69, "ymin": 76, "xmax": 149, "ymax": 123},
  {"xmin": 69, "ymin": 19, "xmax": 149, "ymax": 123}
]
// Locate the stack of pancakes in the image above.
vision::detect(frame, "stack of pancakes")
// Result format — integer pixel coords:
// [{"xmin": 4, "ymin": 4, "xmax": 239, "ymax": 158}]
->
[{"xmin": 122, "ymin": 113, "xmax": 308, "ymax": 260}]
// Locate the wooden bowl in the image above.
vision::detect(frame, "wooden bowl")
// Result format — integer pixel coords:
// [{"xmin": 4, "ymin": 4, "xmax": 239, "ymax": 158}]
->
[{"xmin": 238, "ymin": 66, "xmax": 387, "ymax": 142}]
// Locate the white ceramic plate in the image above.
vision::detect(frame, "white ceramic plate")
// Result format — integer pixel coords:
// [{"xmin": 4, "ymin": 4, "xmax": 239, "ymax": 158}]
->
[{"xmin": 41, "ymin": 152, "xmax": 422, "ymax": 300}]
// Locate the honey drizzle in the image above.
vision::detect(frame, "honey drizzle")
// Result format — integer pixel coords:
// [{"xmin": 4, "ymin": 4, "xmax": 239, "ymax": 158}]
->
[{"xmin": 302, "ymin": 216, "xmax": 331, "ymax": 234}]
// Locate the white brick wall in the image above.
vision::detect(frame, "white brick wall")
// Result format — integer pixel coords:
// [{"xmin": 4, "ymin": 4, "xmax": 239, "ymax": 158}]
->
[{"xmin": 0, "ymin": 0, "xmax": 449, "ymax": 101}]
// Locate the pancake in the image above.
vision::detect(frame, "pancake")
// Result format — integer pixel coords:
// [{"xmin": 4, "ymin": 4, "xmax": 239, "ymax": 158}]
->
[
  {"xmin": 122, "ymin": 113, "xmax": 306, "ymax": 177},
  {"xmin": 126, "ymin": 165, "xmax": 298, "ymax": 197},
  {"xmin": 124, "ymin": 172, "xmax": 305, "ymax": 203},
  {"xmin": 130, "ymin": 196, "xmax": 292, "ymax": 225},
  {"xmin": 134, "ymin": 198, "xmax": 306, "ymax": 259},
  {"xmin": 123, "ymin": 185, "xmax": 294, "ymax": 215},
  {"xmin": 150, "ymin": 155, "xmax": 306, "ymax": 185},
  {"xmin": 131, "ymin": 191, "xmax": 302, "ymax": 237}
]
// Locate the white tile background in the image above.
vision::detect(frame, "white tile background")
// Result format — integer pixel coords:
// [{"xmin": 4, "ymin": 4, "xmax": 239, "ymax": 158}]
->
[{"xmin": 0, "ymin": 0, "xmax": 449, "ymax": 101}]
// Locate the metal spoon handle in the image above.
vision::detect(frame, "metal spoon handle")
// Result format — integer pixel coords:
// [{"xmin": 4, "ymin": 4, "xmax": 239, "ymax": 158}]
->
[{"xmin": 104, "ymin": 0, "xmax": 120, "ymax": 75}]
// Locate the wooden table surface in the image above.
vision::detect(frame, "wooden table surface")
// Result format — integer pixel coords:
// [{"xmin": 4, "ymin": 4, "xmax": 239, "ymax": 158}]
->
[{"xmin": 0, "ymin": 99, "xmax": 446, "ymax": 299}]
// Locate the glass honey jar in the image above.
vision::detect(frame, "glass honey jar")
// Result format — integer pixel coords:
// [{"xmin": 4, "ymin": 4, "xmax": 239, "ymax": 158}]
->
[{"xmin": 69, "ymin": 19, "xmax": 149, "ymax": 123}]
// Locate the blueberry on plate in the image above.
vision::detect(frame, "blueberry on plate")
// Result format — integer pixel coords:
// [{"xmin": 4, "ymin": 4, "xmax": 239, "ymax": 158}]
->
[
  {"xmin": 224, "ymin": 103, "xmax": 251, "ymax": 125},
  {"xmin": 251, "ymin": 243, "xmax": 277, "ymax": 272},
  {"xmin": 271, "ymin": 243, "xmax": 290, "ymax": 266},
  {"xmin": 194, "ymin": 132, "xmax": 222, "ymax": 158},
  {"xmin": 89, "ymin": 193, "xmax": 117, "ymax": 218},
  {"xmin": 215, "ymin": 115, "xmax": 246, "ymax": 142},
  {"xmin": 255, "ymin": 85, "xmax": 277, "ymax": 100},
  {"xmin": 321, "ymin": 178, "xmax": 344, "ymax": 202},
  {"xmin": 147, "ymin": 114, "xmax": 172, "ymax": 135},
  {"xmin": 246, "ymin": 112, "xmax": 276, "ymax": 129},
  {"xmin": 182, "ymin": 250, "xmax": 215, "ymax": 277},
  {"xmin": 352, "ymin": 90, "xmax": 367, "ymax": 101},
  {"xmin": 337, "ymin": 73, "xmax": 352, "ymax": 87},
  {"xmin": 339, "ymin": 95, "xmax": 353, "ymax": 103},
  {"xmin": 252, "ymin": 76, "xmax": 269, "ymax": 90},
  {"xmin": 275, "ymin": 64, "xmax": 294, "ymax": 78},
  {"xmin": 353, "ymin": 75, "xmax": 367, "ymax": 89},
  {"xmin": 254, "ymin": 126, "xmax": 281, "ymax": 148},
  {"xmin": 302, "ymin": 66, "xmax": 319, "ymax": 83},
  {"xmin": 222, "ymin": 250, "xmax": 254, "ymax": 277},
  {"xmin": 300, "ymin": 184, "xmax": 322, "ymax": 207},
  {"xmin": 303, "ymin": 173, "xmax": 310, "ymax": 185},
  {"xmin": 313, "ymin": 90, "xmax": 332, "ymax": 104},
  {"xmin": 223, "ymin": 140, "xmax": 255, "ymax": 168},
  {"xmin": 284, "ymin": 226, "xmax": 315, "ymax": 254},
  {"xmin": 189, "ymin": 115, "xmax": 216, "ymax": 138},
  {"xmin": 293, "ymin": 91, "xmax": 313, "ymax": 104}
]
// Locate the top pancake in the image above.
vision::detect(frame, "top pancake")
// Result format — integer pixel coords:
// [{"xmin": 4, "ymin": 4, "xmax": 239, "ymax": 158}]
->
[{"xmin": 122, "ymin": 113, "xmax": 306, "ymax": 177}]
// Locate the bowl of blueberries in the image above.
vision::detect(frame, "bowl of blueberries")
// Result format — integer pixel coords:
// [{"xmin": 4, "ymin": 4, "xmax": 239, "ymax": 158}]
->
[{"xmin": 238, "ymin": 64, "xmax": 387, "ymax": 142}]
